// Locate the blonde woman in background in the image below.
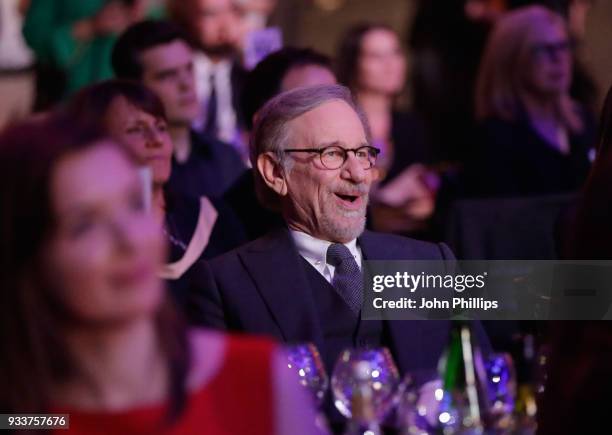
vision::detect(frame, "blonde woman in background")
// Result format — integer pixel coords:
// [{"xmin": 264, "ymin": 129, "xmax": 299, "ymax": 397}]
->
[{"xmin": 470, "ymin": 5, "xmax": 596, "ymax": 197}]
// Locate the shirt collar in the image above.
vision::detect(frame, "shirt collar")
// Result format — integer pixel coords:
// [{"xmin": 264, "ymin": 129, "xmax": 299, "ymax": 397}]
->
[
  {"xmin": 289, "ymin": 230, "xmax": 359, "ymax": 265},
  {"xmin": 193, "ymin": 52, "xmax": 231, "ymax": 75}
]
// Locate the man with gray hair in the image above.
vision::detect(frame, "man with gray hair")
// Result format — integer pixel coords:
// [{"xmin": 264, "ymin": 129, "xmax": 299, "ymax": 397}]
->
[{"xmin": 197, "ymin": 84, "xmax": 458, "ymax": 416}]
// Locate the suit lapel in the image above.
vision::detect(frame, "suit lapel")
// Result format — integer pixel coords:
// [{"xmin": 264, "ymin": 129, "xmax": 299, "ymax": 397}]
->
[
  {"xmin": 357, "ymin": 230, "xmax": 386, "ymax": 260},
  {"xmin": 238, "ymin": 228, "xmax": 324, "ymax": 348},
  {"xmin": 358, "ymin": 230, "xmax": 425, "ymax": 260},
  {"xmin": 358, "ymin": 231, "xmax": 446, "ymax": 375}
]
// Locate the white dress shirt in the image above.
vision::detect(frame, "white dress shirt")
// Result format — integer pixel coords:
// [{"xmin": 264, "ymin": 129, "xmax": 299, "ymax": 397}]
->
[{"xmin": 290, "ymin": 230, "xmax": 362, "ymax": 284}]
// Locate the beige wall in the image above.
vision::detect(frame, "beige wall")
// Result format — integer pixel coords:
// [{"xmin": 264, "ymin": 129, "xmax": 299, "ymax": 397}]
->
[
  {"xmin": 584, "ymin": 0, "xmax": 612, "ymax": 108},
  {"xmin": 275, "ymin": 0, "xmax": 413, "ymax": 56},
  {"xmin": 276, "ymin": 0, "xmax": 612, "ymax": 108}
]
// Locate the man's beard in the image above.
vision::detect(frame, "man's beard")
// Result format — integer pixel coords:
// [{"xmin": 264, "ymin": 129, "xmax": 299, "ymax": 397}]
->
[
  {"xmin": 319, "ymin": 210, "xmax": 367, "ymax": 243},
  {"xmin": 319, "ymin": 189, "xmax": 369, "ymax": 243},
  {"xmin": 201, "ymin": 43, "xmax": 238, "ymax": 59}
]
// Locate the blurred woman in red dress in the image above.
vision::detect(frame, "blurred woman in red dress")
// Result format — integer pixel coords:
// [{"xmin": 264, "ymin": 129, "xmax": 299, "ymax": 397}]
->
[{"xmin": 0, "ymin": 114, "xmax": 322, "ymax": 434}]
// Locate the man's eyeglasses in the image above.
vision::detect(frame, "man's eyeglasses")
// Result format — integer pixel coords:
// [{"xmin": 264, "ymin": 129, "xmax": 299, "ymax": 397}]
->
[{"xmin": 283, "ymin": 145, "xmax": 381, "ymax": 170}]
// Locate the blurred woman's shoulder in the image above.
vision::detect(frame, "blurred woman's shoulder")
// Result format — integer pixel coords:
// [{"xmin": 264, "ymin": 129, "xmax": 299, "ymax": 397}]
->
[
  {"xmin": 184, "ymin": 330, "xmax": 280, "ymax": 434},
  {"xmin": 187, "ymin": 329, "xmax": 276, "ymax": 391}
]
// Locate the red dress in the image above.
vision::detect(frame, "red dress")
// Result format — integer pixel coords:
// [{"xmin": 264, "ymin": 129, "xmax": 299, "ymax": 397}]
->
[{"xmin": 53, "ymin": 336, "xmax": 276, "ymax": 435}]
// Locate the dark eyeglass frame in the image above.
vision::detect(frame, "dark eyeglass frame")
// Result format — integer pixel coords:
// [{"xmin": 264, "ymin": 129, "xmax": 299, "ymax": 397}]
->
[
  {"xmin": 530, "ymin": 40, "xmax": 574, "ymax": 61},
  {"xmin": 283, "ymin": 145, "xmax": 381, "ymax": 170}
]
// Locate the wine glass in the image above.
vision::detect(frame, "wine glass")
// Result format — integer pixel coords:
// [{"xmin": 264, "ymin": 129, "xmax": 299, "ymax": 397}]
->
[
  {"xmin": 331, "ymin": 347, "xmax": 401, "ymax": 422},
  {"xmin": 397, "ymin": 375, "xmax": 460, "ymax": 434},
  {"xmin": 398, "ymin": 355, "xmax": 518, "ymax": 435},
  {"xmin": 285, "ymin": 342, "xmax": 329, "ymax": 408},
  {"xmin": 484, "ymin": 352, "xmax": 516, "ymax": 430}
]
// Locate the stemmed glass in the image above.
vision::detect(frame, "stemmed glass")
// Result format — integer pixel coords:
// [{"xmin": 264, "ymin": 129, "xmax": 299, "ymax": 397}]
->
[
  {"xmin": 397, "ymin": 375, "xmax": 460, "ymax": 434},
  {"xmin": 398, "ymin": 354, "xmax": 519, "ymax": 435},
  {"xmin": 331, "ymin": 347, "xmax": 401, "ymax": 422},
  {"xmin": 285, "ymin": 342, "xmax": 329, "ymax": 409},
  {"xmin": 484, "ymin": 352, "xmax": 517, "ymax": 431}
]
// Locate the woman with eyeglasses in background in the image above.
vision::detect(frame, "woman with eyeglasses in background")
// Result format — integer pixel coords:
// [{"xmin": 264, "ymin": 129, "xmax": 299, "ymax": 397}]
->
[
  {"xmin": 469, "ymin": 5, "xmax": 596, "ymax": 197},
  {"xmin": 64, "ymin": 79, "xmax": 247, "ymax": 325}
]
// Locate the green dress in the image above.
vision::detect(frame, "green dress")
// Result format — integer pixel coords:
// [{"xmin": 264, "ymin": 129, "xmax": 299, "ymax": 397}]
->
[{"xmin": 23, "ymin": 0, "xmax": 165, "ymax": 96}]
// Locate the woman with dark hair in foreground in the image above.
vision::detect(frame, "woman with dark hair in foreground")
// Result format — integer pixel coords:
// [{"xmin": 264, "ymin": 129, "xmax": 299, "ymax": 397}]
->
[{"xmin": 0, "ymin": 115, "xmax": 319, "ymax": 434}]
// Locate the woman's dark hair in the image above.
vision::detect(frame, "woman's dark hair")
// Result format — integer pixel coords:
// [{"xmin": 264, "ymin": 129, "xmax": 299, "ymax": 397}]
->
[
  {"xmin": 335, "ymin": 22, "xmax": 396, "ymax": 90},
  {"xmin": 0, "ymin": 114, "xmax": 189, "ymax": 418},
  {"xmin": 65, "ymin": 79, "xmax": 167, "ymax": 129},
  {"xmin": 241, "ymin": 47, "xmax": 333, "ymax": 130}
]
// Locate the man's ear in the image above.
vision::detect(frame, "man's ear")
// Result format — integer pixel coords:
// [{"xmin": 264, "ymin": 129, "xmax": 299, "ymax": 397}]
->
[{"xmin": 257, "ymin": 152, "xmax": 288, "ymax": 196}]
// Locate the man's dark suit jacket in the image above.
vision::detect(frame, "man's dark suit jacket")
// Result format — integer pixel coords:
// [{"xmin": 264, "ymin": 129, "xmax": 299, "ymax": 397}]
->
[
  {"xmin": 196, "ymin": 227, "xmax": 461, "ymax": 380},
  {"xmin": 223, "ymin": 170, "xmax": 285, "ymax": 241},
  {"xmin": 166, "ymin": 130, "xmax": 246, "ymax": 200}
]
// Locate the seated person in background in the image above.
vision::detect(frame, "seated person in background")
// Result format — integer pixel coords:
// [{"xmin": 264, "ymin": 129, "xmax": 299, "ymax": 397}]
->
[
  {"xmin": 0, "ymin": 115, "xmax": 319, "ymax": 434},
  {"xmin": 65, "ymin": 80, "xmax": 247, "ymax": 322},
  {"xmin": 113, "ymin": 20, "xmax": 246, "ymax": 200},
  {"xmin": 167, "ymin": 0, "xmax": 249, "ymax": 160},
  {"xmin": 227, "ymin": 47, "xmax": 338, "ymax": 240},
  {"xmin": 241, "ymin": 47, "xmax": 337, "ymax": 131},
  {"xmin": 336, "ymin": 23, "xmax": 438, "ymax": 237},
  {"xmin": 22, "ymin": 0, "xmax": 151, "ymax": 103},
  {"xmin": 469, "ymin": 5, "xmax": 596, "ymax": 197},
  {"xmin": 408, "ymin": 0, "xmax": 503, "ymax": 164},
  {"xmin": 197, "ymin": 85, "xmax": 465, "ymax": 420}
]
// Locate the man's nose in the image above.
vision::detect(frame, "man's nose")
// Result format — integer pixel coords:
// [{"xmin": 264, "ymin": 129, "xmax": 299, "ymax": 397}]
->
[
  {"xmin": 145, "ymin": 128, "xmax": 164, "ymax": 148},
  {"xmin": 179, "ymin": 70, "xmax": 194, "ymax": 91},
  {"xmin": 341, "ymin": 153, "xmax": 367, "ymax": 183}
]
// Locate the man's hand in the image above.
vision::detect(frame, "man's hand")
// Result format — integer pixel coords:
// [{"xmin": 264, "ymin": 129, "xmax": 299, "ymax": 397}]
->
[
  {"xmin": 374, "ymin": 164, "xmax": 439, "ymax": 208},
  {"xmin": 74, "ymin": 0, "xmax": 147, "ymax": 40},
  {"xmin": 93, "ymin": 1, "xmax": 135, "ymax": 35},
  {"xmin": 371, "ymin": 164, "xmax": 440, "ymax": 233}
]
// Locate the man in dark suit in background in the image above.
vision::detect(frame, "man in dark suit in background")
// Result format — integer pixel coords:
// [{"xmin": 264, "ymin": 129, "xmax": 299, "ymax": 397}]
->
[
  {"xmin": 225, "ymin": 47, "xmax": 338, "ymax": 241},
  {"xmin": 112, "ymin": 20, "xmax": 246, "ymax": 199},
  {"xmin": 168, "ymin": 0, "xmax": 249, "ymax": 162},
  {"xmin": 197, "ymin": 85, "xmax": 462, "ymax": 386}
]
